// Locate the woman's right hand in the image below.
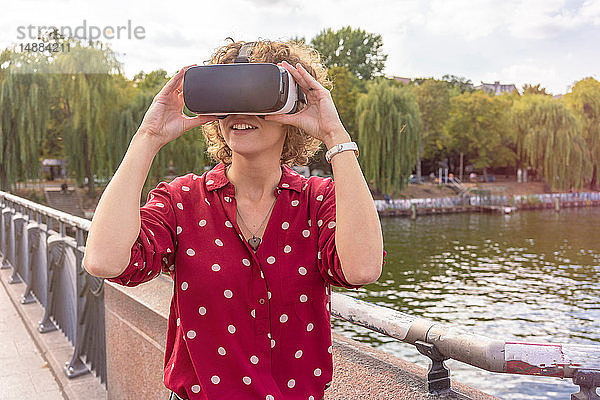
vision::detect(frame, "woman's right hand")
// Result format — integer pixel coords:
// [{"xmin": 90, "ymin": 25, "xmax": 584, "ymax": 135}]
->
[{"xmin": 136, "ymin": 65, "xmax": 217, "ymax": 150}]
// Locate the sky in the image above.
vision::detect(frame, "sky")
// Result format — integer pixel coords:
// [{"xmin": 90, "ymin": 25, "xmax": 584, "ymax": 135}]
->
[{"xmin": 1, "ymin": 0, "xmax": 599, "ymax": 95}]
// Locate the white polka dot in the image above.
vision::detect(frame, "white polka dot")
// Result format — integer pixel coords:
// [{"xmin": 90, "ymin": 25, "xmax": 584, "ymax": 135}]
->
[
  {"xmin": 281, "ymin": 222, "xmax": 289, "ymax": 230},
  {"xmin": 271, "ymin": 339, "xmax": 276, "ymax": 348},
  {"xmin": 218, "ymin": 347, "xmax": 226, "ymax": 355},
  {"xmin": 309, "ymin": 396, "xmax": 315, "ymax": 400},
  {"xmin": 224, "ymin": 290, "xmax": 233, "ymax": 298},
  {"xmin": 300, "ymin": 294, "xmax": 308, "ymax": 302},
  {"xmin": 207, "ymin": 179, "xmax": 214, "ymax": 185},
  {"xmin": 267, "ymin": 332, "xmax": 271, "ymax": 338},
  {"xmin": 302, "ymin": 229, "xmax": 310, "ymax": 237},
  {"xmin": 166, "ymin": 247, "xmax": 172, "ymax": 253},
  {"xmin": 215, "ymin": 238, "xmax": 223, "ymax": 246},
  {"xmin": 308, "ymin": 219, "xmax": 312, "ymax": 227},
  {"xmin": 191, "ymin": 384, "xmax": 201, "ymax": 393},
  {"xmin": 225, "ymin": 220, "xmax": 233, "ymax": 228},
  {"xmin": 243, "ymin": 376, "xmax": 251, "ymax": 385},
  {"xmin": 280, "ymin": 313, "xmax": 288, "ymax": 323},
  {"xmin": 242, "ymin": 258, "xmax": 251, "ymax": 266},
  {"xmin": 198, "ymin": 306, "xmax": 206, "ymax": 315},
  {"xmin": 281, "ymin": 183, "xmax": 290, "ymax": 188},
  {"xmin": 193, "ymin": 175, "xmax": 199, "ymax": 180},
  {"xmin": 186, "ymin": 248, "xmax": 195, "ymax": 256},
  {"xmin": 175, "ymin": 226, "xmax": 182, "ymax": 235},
  {"xmin": 228, "ymin": 324, "xmax": 236, "ymax": 333},
  {"xmin": 199, "ymin": 219, "xmax": 207, "ymax": 227},
  {"xmin": 284, "ymin": 245, "xmax": 292, "ymax": 253},
  {"xmin": 266, "ymin": 396, "xmax": 274, "ymax": 400},
  {"xmin": 260, "ymin": 270, "xmax": 265, "ymax": 279},
  {"xmin": 294, "ymin": 350, "xmax": 303, "ymax": 358},
  {"xmin": 267, "ymin": 256, "xmax": 276, "ymax": 264},
  {"xmin": 328, "ymin": 221, "xmax": 336, "ymax": 229},
  {"xmin": 205, "ymin": 198, "xmax": 210, "ymax": 205},
  {"xmin": 303, "ymin": 183, "xmax": 308, "ymax": 191},
  {"xmin": 267, "ymin": 291, "xmax": 272, "ymax": 299},
  {"xmin": 327, "ymin": 302, "xmax": 330, "ymax": 312},
  {"xmin": 211, "ymin": 375, "xmax": 220, "ymax": 384},
  {"xmin": 176, "ymin": 317, "xmax": 180, "ymax": 326},
  {"xmin": 291, "ymin": 200, "xmax": 299, "ymax": 206},
  {"xmin": 298, "ymin": 267, "xmax": 307, "ymax": 275},
  {"xmin": 155, "ymin": 202, "xmax": 164, "ymax": 208},
  {"xmin": 287, "ymin": 379, "xmax": 295, "ymax": 388},
  {"xmin": 307, "ymin": 323, "xmax": 314, "ymax": 332},
  {"xmin": 250, "ymin": 355, "xmax": 259, "ymax": 364},
  {"xmin": 317, "ymin": 219, "xmax": 323, "ymax": 227},
  {"xmin": 318, "ymin": 251, "xmax": 322, "ymax": 260},
  {"xmin": 316, "ymin": 194, "xmax": 323, "ymax": 201},
  {"xmin": 149, "ymin": 229, "xmax": 155, "ymax": 236},
  {"xmin": 187, "ymin": 330, "xmax": 196, "ymax": 339},
  {"xmin": 182, "ymin": 185, "xmax": 190, "ymax": 192},
  {"xmin": 211, "ymin": 263, "xmax": 221, "ymax": 271},
  {"xmin": 176, "ymin": 203, "xmax": 184, "ymax": 210},
  {"xmin": 328, "ymin": 345, "xmax": 332, "ymax": 353},
  {"xmin": 314, "ymin": 368, "xmax": 321, "ymax": 376},
  {"xmin": 224, "ymin": 196, "xmax": 231, "ymax": 202},
  {"xmin": 251, "ymin": 309, "xmax": 255, "ymax": 318},
  {"xmin": 181, "ymin": 282, "xmax": 189, "ymax": 290}
]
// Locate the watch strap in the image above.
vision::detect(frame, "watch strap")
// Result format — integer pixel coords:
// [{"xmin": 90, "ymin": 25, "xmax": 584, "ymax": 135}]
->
[{"xmin": 325, "ymin": 142, "xmax": 359, "ymax": 163}]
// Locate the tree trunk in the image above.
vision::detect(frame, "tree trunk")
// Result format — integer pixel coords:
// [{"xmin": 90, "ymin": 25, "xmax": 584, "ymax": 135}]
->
[
  {"xmin": 416, "ymin": 140, "xmax": 423, "ymax": 184},
  {"xmin": 483, "ymin": 167, "xmax": 488, "ymax": 182},
  {"xmin": 82, "ymin": 129, "xmax": 94, "ymax": 197},
  {"xmin": 459, "ymin": 152, "xmax": 464, "ymax": 181},
  {"xmin": 591, "ymin": 164, "xmax": 597, "ymax": 191}
]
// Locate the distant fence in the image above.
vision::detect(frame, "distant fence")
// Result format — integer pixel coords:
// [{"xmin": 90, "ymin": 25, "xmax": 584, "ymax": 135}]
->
[{"xmin": 375, "ymin": 192, "xmax": 600, "ymax": 211}]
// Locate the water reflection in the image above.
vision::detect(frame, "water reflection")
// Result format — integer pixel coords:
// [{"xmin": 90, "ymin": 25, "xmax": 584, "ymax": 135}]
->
[{"xmin": 334, "ymin": 208, "xmax": 600, "ymax": 399}]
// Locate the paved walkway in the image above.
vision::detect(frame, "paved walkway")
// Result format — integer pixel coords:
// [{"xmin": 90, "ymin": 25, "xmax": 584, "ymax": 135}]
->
[{"xmin": 0, "ymin": 275, "xmax": 65, "ymax": 400}]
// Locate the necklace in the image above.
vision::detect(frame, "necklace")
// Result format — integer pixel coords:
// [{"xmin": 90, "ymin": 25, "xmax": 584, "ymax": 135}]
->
[{"xmin": 226, "ymin": 165, "xmax": 279, "ymax": 251}]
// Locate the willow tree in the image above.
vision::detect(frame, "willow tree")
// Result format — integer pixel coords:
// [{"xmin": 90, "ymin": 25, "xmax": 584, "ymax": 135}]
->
[
  {"xmin": 564, "ymin": 78, "xmax": 600, "ymax": 189},
  {"xmin": 356, "ymin": 79, "xmax": 421, "ymax": 195},
  {"xmin": 0, "ymin": 47, "xmax": 51, "ymax": 191},
  {"xmin": 512, "ymin": 95, "xmax": 590, "ymax": 191},
  {"xmin": 52, "ymin": 40, "xmax": 121, "ymax": 196}
]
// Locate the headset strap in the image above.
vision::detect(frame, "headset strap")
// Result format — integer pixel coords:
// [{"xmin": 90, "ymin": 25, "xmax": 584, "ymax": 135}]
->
[{"xmin": 234, "ymin": 42, "xmax": 256, "ymax": 63}]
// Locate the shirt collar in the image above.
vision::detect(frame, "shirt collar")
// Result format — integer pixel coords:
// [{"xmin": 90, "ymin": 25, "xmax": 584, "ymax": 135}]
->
[{"xmin": 205, "ymin": 162, "xmax": 305, "ymax": 193}]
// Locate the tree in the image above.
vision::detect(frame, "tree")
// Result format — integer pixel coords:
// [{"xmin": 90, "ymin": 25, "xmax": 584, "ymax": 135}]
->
[
  {"xmin": 442, "ymin": 74, "xmax": 474, "ymax": 94},
  {"xmin": 0, "ymin": 47, "xmax": 51, "ymax": 190},
  {"xmin": 311, "ymin": 26, "xmax": 387, "ymax": 80},
  {"xmin": 512, "ymin": 95, "xmax": 589, "ymax": 191},
  {"xmin": 563, "ymin": 77, "xmax": 600, "ymax": 189},
  {"xmin": 328, "ymin": 66, "xmax": 365, "ymax": 138},
  {"xmin": 356, "ymin": 80, "xmax": 421, "ymax": 194},
  {"xmin": 444, "ymin": 92, "xmax": 515, "ymax": 181},
  {"xmin": 522, "ymin": 83, "xmax": 550, "ymax": 96},
  {"xmin": 414, "ymin": 79, "xmax": 451, "ymax": 182}
]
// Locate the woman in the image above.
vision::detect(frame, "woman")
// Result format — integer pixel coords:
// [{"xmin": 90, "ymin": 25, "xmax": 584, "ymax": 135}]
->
[{"xmin": 83, "ymin": 40, "xmax": 385, "ymax": 400}]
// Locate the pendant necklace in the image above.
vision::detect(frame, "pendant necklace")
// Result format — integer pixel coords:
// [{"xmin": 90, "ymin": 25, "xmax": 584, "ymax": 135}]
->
[{"xmin": 226, "ymin": 165, "xmax": 279, "ymax": 251}]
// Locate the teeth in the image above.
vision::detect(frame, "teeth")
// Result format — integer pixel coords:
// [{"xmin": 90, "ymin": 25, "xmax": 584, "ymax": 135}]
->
[{"xmin": 232, "ymin": 123, "xmax": 256, "ymax": 130}]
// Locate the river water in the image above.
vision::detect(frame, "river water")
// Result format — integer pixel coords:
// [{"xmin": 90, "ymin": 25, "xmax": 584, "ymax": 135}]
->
[{"xmin": 332, "ymin": 207, "xmax": 600, "ymax": 399}]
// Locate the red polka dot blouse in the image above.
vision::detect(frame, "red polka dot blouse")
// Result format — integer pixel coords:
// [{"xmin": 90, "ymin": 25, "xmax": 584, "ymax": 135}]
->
[{"xmin": 107, "ymin": 162, "xmax": 387, "ymax": 400}]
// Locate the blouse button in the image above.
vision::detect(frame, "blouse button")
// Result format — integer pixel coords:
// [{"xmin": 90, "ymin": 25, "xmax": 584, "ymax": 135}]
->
[{"xmin": 259, "ymin": 298, "xmax": 265, "ymax": 305}]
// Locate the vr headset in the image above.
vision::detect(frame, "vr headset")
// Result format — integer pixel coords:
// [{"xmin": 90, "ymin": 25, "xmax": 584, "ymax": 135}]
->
[{"xmin": 183, "ymin": 42, "xmax": 307, "ymax": 118}]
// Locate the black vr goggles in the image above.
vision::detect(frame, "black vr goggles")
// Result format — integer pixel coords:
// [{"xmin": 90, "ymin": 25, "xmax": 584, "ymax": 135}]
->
[{"xmin": 183, "ymin": 42, "xmax": 307, "ymax": 118}]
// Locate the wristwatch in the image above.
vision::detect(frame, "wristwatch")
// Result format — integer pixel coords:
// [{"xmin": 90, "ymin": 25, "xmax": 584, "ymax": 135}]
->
[{"xmin": 325, "ymin": 142, "xmax": 359, "ymax": 163}]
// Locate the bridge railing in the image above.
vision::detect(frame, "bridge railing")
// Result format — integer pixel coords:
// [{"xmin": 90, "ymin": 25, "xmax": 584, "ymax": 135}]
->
[{"xmin": 1, "ymin": 190, "xmax": 599, "ymax": 399}]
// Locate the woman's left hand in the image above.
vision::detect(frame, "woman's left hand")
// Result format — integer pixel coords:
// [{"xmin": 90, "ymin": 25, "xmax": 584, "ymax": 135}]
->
[{"xmin": 264, "ymin": 61, "xmax": 347, "ymax": 144}]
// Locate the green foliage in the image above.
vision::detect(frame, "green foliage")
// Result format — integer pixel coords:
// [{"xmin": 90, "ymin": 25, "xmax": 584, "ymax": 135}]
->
[
  {"xmin": 512, "ymin": 95, "xmax": 590, "ymax": 190},
  {"xmin": 328, "ymin": 66, "xmax": 366, "ymax": 138},
  {"xmin": 445, "ymin": 92, "xmax": 516, "ymax": 175},
  {"xmin": 311, "ymin": 26, "xmax": 387, "ymax": 80},
  {"xmin": 441, "ymin": 74, "xmax": 474, "ymax": 95},
  {"xmin": 356, "ymin": 80, "xmax": 421, "ymax": 194},
  {"xmin": 522, "ymin": 83, "xmax": 550, "ymax": 96}
]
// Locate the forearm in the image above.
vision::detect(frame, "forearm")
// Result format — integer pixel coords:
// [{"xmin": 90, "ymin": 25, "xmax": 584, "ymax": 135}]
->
[
  {"xmin": 83, "ymin": 131, "xmax": 161, "ymax": 278},
  {"xmin": 323, "ymin": 129, "xmax": 384, "ymax": 285}
]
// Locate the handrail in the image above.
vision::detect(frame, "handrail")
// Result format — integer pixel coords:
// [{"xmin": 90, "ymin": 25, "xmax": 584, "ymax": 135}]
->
[{"xmin": 332, "ymin": 292, "xmax": 600, "ymax": 396}]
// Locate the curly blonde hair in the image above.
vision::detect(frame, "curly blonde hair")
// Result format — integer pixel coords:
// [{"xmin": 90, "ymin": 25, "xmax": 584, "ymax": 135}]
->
[{"xmin": 201, "ymin": 39, "xmax": 331, "ymax": 166}]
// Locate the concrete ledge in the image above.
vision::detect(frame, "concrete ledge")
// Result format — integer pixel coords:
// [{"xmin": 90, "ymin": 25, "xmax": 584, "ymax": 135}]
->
[{"xmin": 0, "ymin": 267, "xmax": 106, "ymax": 400}]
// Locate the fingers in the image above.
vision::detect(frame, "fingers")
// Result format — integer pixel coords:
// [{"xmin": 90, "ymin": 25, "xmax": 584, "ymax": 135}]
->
[
  {"xmin": 182, "ymin": 114, "xmax": 218, "ymax": 132},
  {"xmin": 163, "ymin": 64, "xmax": 197, "ymax": 95},
  {"xmin": 280, "ymin": 61, "xmax": 322, "ymax": 93}
]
